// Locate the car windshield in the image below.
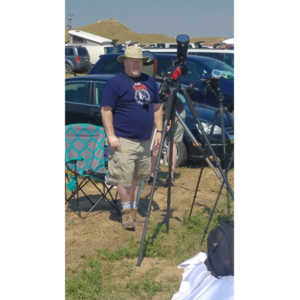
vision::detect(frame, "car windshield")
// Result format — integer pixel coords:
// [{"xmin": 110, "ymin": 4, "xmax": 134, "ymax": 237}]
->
[
  {"xmin": 180, "ymin": 58, "xmax": 233, "ymax": 83},
  {"xmin": 78, "ymin": 47, "xmax": 89, "ymax": 56},
  {"xmin": 105, "ymin": 47, "xmax": 117, "ymax": 54},
  {"xmin": 91, "ymin": 56, "xmax": 124, "ymax": 74},
  {"xmin": 200, "ymin": 59, "xmax": 233, "ymax": 79}
]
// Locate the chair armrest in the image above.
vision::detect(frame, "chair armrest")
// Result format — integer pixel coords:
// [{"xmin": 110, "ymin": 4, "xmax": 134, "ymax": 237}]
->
[{"xmin": 66, "ymin": 157, "xmax": 83, "ymax": 164}]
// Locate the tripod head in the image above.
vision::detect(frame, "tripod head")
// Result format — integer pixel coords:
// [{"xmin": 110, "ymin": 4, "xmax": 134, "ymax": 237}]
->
[
  {"xmin": 200, "ymin": 69, "xmax": 228, "ymax": 102},
  {"xmin": 157, "ymin": 34, "xmax": 190, "ymax": 100},
  {"xmin": 168, "ymin": 34, "xmax": 190, "ymax": 81}
]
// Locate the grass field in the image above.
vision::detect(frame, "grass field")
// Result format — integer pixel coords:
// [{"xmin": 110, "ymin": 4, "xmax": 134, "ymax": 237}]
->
[{"xmin": 65, "ymin": 165, "xmax": 233, "ymax": 299}]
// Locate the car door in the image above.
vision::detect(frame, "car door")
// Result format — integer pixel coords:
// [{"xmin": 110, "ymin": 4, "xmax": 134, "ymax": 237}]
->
[
  {"xmin": 90, "ymin": 80, "xmax": 108, "ymax": 125},
  {"xmin": 65, "ymin": 80, "xmax": 93, "ymax": 124}
]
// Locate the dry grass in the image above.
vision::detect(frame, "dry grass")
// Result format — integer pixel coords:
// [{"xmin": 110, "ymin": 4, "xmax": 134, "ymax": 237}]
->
[
  {"xmin": 66, "ymin": 165, "xmax": 233, "ymax": 299},
  {"xmin": 65, "ymin": 18, "xmax": 226, "ymax": 44}
]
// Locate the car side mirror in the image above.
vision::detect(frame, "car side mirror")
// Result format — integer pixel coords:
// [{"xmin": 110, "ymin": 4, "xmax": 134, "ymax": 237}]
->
[
  {"xmin": 143, "ymin": 51, "xmax": 155, "ymax": 65},
  {"xmin": 211, "ymin": 69, "xmax": 223, "ymax": 79}
]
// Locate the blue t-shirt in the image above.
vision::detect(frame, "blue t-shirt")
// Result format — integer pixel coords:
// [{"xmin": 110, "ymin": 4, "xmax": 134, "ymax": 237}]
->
[{"xmin": 102, "ymin": 72, "xmax": 160, "ymax": 141}]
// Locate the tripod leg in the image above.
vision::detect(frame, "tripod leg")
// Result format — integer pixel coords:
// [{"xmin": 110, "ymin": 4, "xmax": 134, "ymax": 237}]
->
[
  {"xmin": 136, "ymin": 118, "xmax": 171, "ymax": 266},
  {"xmin": 166, "ymin": 118, "xmax": 176, "ymax": 233},
  {"xmin": 136, "ymin": 179, "xmax": 144, "ymax": 208},
  {"xmin": 189, "ymin": 167, "xmax": 205, "ymax": 219},
  {"xmin": 182, "ymin": 88, "xmax": 234, "ymax": 200},
  {"xmin": 137, "ymin": 89, "xmax": 178, "ymax": 266},
  {"xmin": 219, "ymin": 104, "xmax": 227, "ymax": 162},
  {"xmin": 200, "ymin": 154, "xmax": 234, "ymax": 244},
  {"xmin": 227, "ymin": 182, "xmax": 231, "ymax": 216},
  {"xmin": 225, "ymin": 154, "xmax": 234, "ymax": 216},
  {"xmin": 200, "ymin": 180, "xmax": 225, "ymax": 246}
]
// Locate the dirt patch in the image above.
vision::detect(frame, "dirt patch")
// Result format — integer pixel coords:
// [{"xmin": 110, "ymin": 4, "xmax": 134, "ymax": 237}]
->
[{"xmin": 66, "ymin": 165, "xmax": 233, "ymax": 273}]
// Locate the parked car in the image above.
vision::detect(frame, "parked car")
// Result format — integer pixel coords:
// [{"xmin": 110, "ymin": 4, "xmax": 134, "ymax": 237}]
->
[
  {"xmin": 65, "ymin": 74, "xmax": 234, "ymax": 165},
  {"xmin": 66, "ymin": 43, "xmax": 117, "ymax": 66},
  {"xmin": 89, "ymin": 53, "xmax": 234, "ymax": 112},
  {"xmin": 65, "ymin": 45, "xmax": 91, "ymax": 73},
  {"xmin": 143, "ymin": 48, "xmax": 234, "ymax": 67}
]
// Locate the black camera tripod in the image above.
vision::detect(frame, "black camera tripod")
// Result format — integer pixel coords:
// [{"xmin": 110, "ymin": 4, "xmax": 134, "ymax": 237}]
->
[
  {"xmin": 136, "ymin": 35, "xmax": 234, "ymax": 266},
  {"xmin": 187, "ymin": 71, "xmax": 234, "ymax": 245}
]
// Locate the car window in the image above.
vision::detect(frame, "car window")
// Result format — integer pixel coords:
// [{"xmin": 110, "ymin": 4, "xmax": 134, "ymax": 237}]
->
[
  {"xmin": 104, "ymin": 47, "xmax": 116, "ymax": 54},
  {"xmin": 181, "ymin": 61, "xmax": 205, "ymax": 83},
  {"xmin": 156, "ymin": 56, "xmax": 174, "ymax": 76},
  {"xmin": 78, "ymin": 47, "xmax": 88, "ymax": 56},
  {"xmin": 93, "ymin": 58, "xmax": 124, "ymax": 74},
  {"xmin": 223, "ymin": 53, "xmax": 234, "ymax": 67},
  {"xmin": 201, "ymin": 59, "xmax": 234, "ymax": 79},
  {"xmin": 190, "ymin": 52, "xmax": 234, "ymax": 67},
  {"xmin": 66, "ymin": 47, "xmax": 74, "ymax": 56},
  {"xmin": 202, "ymin": 53, "xmax": 232, "ymax": 67},
  {"xmin": 65, "ymin": 82, "xmax": 89, "ymax": 104},
  {"xmin": 94, "ymin": 81, "xmax": 107, "ymax": 105}
]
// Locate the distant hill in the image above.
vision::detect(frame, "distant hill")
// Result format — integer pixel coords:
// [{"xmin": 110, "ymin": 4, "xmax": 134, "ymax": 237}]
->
[{"xmin": 65, "ymin": 18, "xmax": 226, "ymax": 44}]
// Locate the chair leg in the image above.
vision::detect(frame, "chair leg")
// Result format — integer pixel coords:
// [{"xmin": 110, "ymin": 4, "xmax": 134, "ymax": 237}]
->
[
  {"xmin": 67, "ymin": 175, "xmax": 121, "ymax": 218},
  {"xmin": 86, "ymin": 180, "xmax": 121, "ymax": 215}
]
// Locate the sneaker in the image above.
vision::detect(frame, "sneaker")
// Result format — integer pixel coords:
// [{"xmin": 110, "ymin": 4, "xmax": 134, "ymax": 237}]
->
[{"xmin": 121, "ymin": 210, "xmax": 135, "ymax": 230}]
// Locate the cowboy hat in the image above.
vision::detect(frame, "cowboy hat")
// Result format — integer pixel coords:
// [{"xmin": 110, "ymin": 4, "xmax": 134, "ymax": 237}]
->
[{"xmin": 117, "ymin": 45, "xmax": 149, "ymax": 63}]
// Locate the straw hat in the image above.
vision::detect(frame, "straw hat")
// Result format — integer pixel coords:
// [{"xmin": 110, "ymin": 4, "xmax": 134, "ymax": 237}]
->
[{"xmin": 117, "ymin": 45, "xmax": 148, "ymax": 63}]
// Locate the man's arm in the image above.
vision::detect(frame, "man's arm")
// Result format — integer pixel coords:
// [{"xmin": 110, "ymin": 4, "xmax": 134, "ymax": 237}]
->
[
  {"xmin": 101, "ymin": 106, "xmax": 120, "ymax": 149},
  {"xmin": 153, "ymin": 103, "xmax": 163, "ymax": 148},
  {"xmin": 153, "ymin": 103, "xmax": 163, "ymax": 131}
]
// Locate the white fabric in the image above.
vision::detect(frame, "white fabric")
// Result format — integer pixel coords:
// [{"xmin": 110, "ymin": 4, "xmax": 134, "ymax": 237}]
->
[{"xmin": 171, "ymin": 252, "xmax": 234, "ymax": 300}]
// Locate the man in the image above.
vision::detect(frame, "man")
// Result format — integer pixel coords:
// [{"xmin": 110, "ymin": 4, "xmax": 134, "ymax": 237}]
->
[{"xmin": 101, "ymin": 45, "xmax": 163, "ymax": 230}]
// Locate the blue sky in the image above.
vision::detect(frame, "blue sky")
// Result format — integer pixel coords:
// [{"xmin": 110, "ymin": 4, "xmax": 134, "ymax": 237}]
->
[{"xmin": 65, "ymin": 0, "xmax": 233, "ymax": 38}]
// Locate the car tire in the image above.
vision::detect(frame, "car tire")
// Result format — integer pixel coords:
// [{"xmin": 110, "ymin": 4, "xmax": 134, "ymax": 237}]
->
[
  {"xmin": 65, "ymin": 62, "xmax": 72, "ymax": 74},
  {"xmin": 176, "ymin": 141, "xmax": 188, "ymax": 167}
]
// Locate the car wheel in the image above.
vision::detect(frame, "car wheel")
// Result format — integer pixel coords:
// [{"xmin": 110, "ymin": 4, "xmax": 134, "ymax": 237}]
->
[
  {"xmin": 160, "ymin": 140, "xmax": 188, "ymax": 167},
  {"xmin": 176, "ymin": 141, "xmax": 188, "ymax": 166},
  {"xmin": 65, "ymin": 63, "xmax": 72, "ymax": 74}
]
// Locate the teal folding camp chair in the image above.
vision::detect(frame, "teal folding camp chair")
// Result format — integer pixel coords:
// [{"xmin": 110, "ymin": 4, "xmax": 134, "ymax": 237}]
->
[{"xmin": 65, "ymin": 123, "xmax": 120, "ymax": 217}]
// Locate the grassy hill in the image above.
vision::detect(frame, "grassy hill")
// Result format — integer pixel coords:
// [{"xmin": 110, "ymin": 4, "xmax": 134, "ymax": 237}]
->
[{"xmin": 65, "ymin": 18, "xmax": 226, "ymax": 44}]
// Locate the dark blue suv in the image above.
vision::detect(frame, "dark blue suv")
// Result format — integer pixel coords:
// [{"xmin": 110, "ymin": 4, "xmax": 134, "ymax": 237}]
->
[{"xmin": 89, "ymin": 53, "xmax": 234, "ymax": 112}]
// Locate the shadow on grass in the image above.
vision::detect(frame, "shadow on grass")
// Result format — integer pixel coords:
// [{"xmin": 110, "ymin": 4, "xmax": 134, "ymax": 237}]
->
[
  {"xmin": 148, "ymin": 207, "xmax": 181, "ymax": 244},
  {"xmin": 67, "ymin": 193, "xmax": 122, "ymax": 222}
]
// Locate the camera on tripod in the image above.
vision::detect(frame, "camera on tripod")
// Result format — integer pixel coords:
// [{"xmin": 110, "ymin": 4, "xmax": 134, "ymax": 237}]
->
[
  {"xmin": 158, "ymin": 34, "xmax": 190, "ymax": 100},
  {"xmin": 168, "ymin": 34, "xmax": 190, "ymax": 81}
]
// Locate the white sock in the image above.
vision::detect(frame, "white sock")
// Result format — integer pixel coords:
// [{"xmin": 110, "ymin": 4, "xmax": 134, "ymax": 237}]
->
[
  {"xmin": 131, "ymin": 201, "xmax": 137, "ymax": 209},
  {"xmin": 121, "ymin": 201, "xmax": 131, "ymax": 211}
]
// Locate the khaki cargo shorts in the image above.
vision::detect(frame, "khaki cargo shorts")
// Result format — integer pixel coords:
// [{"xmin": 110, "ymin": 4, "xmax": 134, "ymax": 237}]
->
[{"xmin": 108, "ymin": 137, "xmax": 151, "ymax": 187}]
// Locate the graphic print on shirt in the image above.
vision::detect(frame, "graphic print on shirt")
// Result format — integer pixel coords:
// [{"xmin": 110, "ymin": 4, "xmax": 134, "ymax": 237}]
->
[{"xmin": 133, "ymin": 82, "xmax": 151, "ymax": 106}]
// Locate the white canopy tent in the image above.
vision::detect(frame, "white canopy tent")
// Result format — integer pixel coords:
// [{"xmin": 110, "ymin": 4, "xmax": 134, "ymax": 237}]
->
[
  {"xmin": 68, "ymin": 30, "xmax": 112, "ymax": 45},
  {"xmin": 222, "ymin": 38, "xmax": 234, "ymax": 45}
]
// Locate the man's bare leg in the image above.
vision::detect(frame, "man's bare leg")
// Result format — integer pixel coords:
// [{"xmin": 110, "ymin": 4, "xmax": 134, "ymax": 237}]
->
[
  {"xmin": 130, "ymin": 179, "xmax": 139, "ymax": 204},
  {"xmin": 150, "ymin": 147, "xmax": 159, "ymax": 178},
  {"xmin": 129, "ymin": 179, "xmax": 144, "ymax": 223}
]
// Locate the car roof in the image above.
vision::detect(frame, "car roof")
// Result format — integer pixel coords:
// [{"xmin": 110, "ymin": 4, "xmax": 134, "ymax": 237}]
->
[
  {"xmin": 65, "ymin": 45, "xmax": 86, "ymax": 48},
  {"xmin": 100, "ymin": 52, "xmax": 224, "ymax": 64},
  {"xmin": 66, "ymin": 74, "xmax": 115, "ymax": 81}
]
